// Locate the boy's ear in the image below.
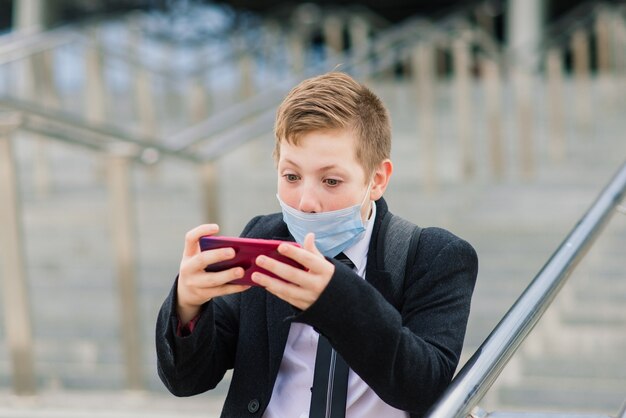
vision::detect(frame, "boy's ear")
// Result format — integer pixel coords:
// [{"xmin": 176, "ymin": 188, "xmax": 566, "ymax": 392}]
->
[{"xmin": 369, "ymin": 159, "xmax": 393, "ymax": 201}]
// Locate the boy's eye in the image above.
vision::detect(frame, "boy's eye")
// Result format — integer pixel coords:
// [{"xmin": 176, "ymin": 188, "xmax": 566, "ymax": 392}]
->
[
  {"xmin": 324, "ymin": 178, "xmax": 341, "ymax": 187},
  {"xmin": 284, "ymin": 174, "xmax": 299, "ymax": 182}
]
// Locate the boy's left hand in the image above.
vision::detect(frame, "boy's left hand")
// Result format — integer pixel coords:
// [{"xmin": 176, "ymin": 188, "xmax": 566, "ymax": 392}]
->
[{"xmin": 251, "ymin": 233, "xmax": 334, "ymax": 310}]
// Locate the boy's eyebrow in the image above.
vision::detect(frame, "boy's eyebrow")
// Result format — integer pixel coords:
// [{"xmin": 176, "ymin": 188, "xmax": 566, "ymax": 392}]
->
[
  {"xmin": 280, "ymin": 159, "xmax": 344, "ymax": 173},
  {"xmin": 280, "ymin": 158, "xmax": 300, "ymax": 168}
]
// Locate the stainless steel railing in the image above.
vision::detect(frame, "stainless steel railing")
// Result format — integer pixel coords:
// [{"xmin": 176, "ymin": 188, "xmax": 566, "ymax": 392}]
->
[{"xmin": 425, "ymin": 161, "xmax": 626, "ymax": 418}]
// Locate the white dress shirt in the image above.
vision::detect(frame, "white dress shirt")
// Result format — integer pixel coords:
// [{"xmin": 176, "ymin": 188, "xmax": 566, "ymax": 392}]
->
[{"xmin": 264, "ymin": 203, "xmax": 409, "ymax": 418}]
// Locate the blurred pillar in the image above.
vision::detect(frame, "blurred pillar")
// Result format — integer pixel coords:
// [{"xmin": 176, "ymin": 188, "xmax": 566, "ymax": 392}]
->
[
  {"xmin": 84, "ymin": 26, "xmax": 107, "ymax": 125},
  {"xmin": 594, "ymin": 10, "xmax": 611, "ymax": 75},
  {"xmin": 288, "ymin": 30, "xmax": 306, "ymax": 76},
  {"xmin": 106, "ymin": 143, "xmax": 143, "ymax": 391},
  {"xmin": 412, "ymin": 43, "xmax": 437, "ymax": 192},
  {"xmin": 200, "ymin": 162, "xmax": 220, "ymax": 225},
  {"xmin": 453, "ymin": 30, "xmax": 474, "ymax": 180},
  {"xmin": 513, "ymin": 68, "xmax": 534, "ymax": 179},
  {"xmin": 12, "ymin": 0, "xmax": 45, "ymax": 32},
  {"xmin": 13, "ymin": 0, "xmax": 64, "ymax": 31},
  {"xmin": 323, "ymin": 14, "xmax": 344, "ymax": 56},
  {"xmin": 31, "ymin": 49, "xmax": 61, "ymax": 198},
  {"xmin": 571, "ymin": 29, "xmax": 592, "ymax": 128},
  {"xmin": 482, "ymin": 57, "xmax": 504, "ymax": 179},
  {"xmin": 0, "ymin": 111, "xmax": 36, "ymax": 395},
  {"xmin": 506, "ymin": 0, "xmax": 545, "ymax": 71},
  {"xmin": 546, "ymin": 48, "xmax": 565, "ymax": 162},
  {"xmin": 348, "ymin": 15, "xmax": 369, "ymax": 59}
]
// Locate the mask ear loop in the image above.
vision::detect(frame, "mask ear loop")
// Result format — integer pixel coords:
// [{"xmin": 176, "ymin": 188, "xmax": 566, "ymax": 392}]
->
[{"xmin": 360, "ymin": 181, "xmax": 374, "ymax": 220}]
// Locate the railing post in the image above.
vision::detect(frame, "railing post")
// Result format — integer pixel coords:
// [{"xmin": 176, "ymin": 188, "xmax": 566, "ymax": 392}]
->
[
  {"xmin": 84, "ymin": 27, "xmax": 107, "ymax": 125},
  {"xmin": 200, "ymin": 161, "xmax": 220, "ymax": 225},
  {"xmin": 571, "ymin": 28, "xmax": 591, "ymax": 128},
  {"xmin": 129, "ymin": 31, "xmax": 157, "ymax": 140},
  {"xmin": 513, "ymin": 68, "xmax": 534, "ymax": 179},
  {"xmin": 348, "ymin": 15, "xmax": 369, "ymax": 58},
  {"xmin": 481, "ymin": 57, "xmax": 504, "ymax": 179},
  {"xmin": 594, "ymin": 9, "xmax": 611, "ymax": 75},
  {"xmin": 546, "ymin": 48, "xmax": 566, "ymax": 162},
  {"xmin": 0, "ymin": 110, "xmax": 36, "ymax": 395},
  {"xmin": 288, "ymin": 29, "xmax": 306, "ymax": 77},
  {"xmin": 188, "ymin": 70, "xmax": 210, "ymax": 125},
  {"xmin": 31, "ymin": 49, "xmax": 61, "ymax": 198},
  {"xmin": 239, "ymin": 53, "xmax": 255, "ymax": 100},
  {"xmin": 238, "ymin": 35, "xmax": 255, "ymax": 100},
  {"xmin": 614, "ymin": 12, "xmax": 626, "ymax": 79},
  {"xmin": 106, "ymin": 143, "xmax": 143, "ymax": 391},
  {"xmin": 452, "ymin": 30, "xmax": 474, "ymax": 180},
  {"xmin": 323, "ymin": 13, "xmax": 344, "ymax": 57},
  {"xmin": 186, "ymin": 47, "xmax": 211, "ymax": 124},
  {"xmin": 412, "ymin": 42, "xmax": 437, "ymax": 192},
  {"xmin": 261, "ymin": 19, "xmax": 280, "ymax": 75}
]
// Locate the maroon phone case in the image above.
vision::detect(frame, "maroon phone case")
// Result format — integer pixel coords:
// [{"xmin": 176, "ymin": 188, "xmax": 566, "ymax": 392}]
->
[{"xmin": 199, "ymin": 236, "xmax": 304, "ymax": 286}]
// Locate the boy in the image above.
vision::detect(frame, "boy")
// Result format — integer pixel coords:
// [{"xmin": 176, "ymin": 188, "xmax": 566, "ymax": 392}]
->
[{"xmin": 156, "ymin": 72, "xmax": 478, "ymax": 417}]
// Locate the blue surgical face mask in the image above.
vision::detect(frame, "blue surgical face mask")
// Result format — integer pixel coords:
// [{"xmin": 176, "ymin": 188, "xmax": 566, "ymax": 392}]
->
[{"xmin": 277, "ymin": 185, "xmax": 372, "ymax": 258}]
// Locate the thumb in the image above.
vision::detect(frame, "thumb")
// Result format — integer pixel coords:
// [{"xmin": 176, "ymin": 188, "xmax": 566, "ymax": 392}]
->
[{"xmin": 303, "ymin": 233, "xmax": 322, "ymax": 256}]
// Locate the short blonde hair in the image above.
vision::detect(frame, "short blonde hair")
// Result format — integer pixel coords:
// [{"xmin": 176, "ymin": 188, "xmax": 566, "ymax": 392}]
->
[{"xmin": 274, "ymin": 72, "xmax": 391, "ymax": 178}]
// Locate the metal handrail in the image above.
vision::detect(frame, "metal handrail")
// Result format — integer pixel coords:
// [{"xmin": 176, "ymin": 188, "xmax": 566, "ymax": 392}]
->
[
  {"xmin": 0, "ymin": 26, "xmax": 80, "ymax": 65},
  {"xmin": 170, "ymin": 10, "xmax": 491, "ymax": 153},
  {"xmin": 618, "ymin": 399, "xmax": 626, "ymax": 418},
  {"xmin": 425, "ymin": 161, "xmax": 626, "ymax": 418},
  {"xmin": 0, "ymin": 6, "xmax": 394, "ymax": 79},
  {"xmin": 112, "ymin": 0, "xmax": 623, "ymax": 154},
  {"xmin": 1, "ymin": 6, "xmax": 488, "ymax": 166},
  {"xmin": 0, "ymin": 98, "xmax": 201, "ymax": 164},
  {"xmin": 0, "ymin": 20, "xmax": 263, "ymax": 77}
]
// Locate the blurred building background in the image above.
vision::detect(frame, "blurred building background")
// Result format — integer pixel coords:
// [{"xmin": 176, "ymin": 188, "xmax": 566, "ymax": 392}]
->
[{"xmin": 0, "ymin": 0, "xmax": 625, "ymax": 416}]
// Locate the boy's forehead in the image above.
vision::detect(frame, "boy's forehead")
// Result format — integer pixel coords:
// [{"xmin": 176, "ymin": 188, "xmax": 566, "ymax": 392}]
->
[
  {"xmin": 278, "ymin": 130, "xmax": 369, "ymax": 179},
  {"xmin": 279, "ymin": 129, "xmax": 357, "ymax": 160}
]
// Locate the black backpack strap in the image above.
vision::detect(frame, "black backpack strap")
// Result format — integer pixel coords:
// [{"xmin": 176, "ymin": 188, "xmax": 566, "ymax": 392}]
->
[{"xmin": 380, "ymin": 212, "xmax": 422, "ymax": 309}]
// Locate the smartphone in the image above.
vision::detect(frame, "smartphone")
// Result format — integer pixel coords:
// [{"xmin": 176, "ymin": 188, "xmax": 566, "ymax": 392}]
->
[{"xmin": 199, "ymin": 236, "xmax": 305, "ymax": 286}]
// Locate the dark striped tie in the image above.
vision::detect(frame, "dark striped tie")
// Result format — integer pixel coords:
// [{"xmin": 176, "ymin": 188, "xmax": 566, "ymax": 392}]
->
[{"xmin": 309, "ymin": 253, "xmax": 353, "ymax": 418}]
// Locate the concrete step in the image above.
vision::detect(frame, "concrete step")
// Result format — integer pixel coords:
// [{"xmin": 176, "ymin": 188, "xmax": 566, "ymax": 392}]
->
[
  {"xmin": 0, "ymin": 389, "xmax": 226, "ymax": 417},
  {"xmin": 493, "ymin": 377, "xmax": 625, "ymax": 414},
  {"xmin": 519, "ymin": 354, "xmax": 626, "ymax": 381}
]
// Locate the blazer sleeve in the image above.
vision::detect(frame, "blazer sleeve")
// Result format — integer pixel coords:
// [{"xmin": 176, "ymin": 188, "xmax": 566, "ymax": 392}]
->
[
  {"xmin": 294, "ymin": 227, "xmax": 478, "ymax": 416},
  {"xmin": 154, "ymin": 214, "xmax": 267, "ymax": 397}
]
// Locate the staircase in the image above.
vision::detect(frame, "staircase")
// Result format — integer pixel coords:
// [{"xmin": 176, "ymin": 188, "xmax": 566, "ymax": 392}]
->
[{"xmin": 1, "ymin": 3, "xmax": 626, "ymax": 416}]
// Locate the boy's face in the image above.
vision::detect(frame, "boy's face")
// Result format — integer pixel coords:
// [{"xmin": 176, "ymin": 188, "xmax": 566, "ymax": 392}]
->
[{"xmin": 277, "ymin": 129, "xmax": 375, "ymax": 221}]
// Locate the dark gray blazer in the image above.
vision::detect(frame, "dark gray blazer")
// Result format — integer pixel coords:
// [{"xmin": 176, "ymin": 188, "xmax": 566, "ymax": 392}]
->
[{"xmin": 156, "ymin": 198, "xmax": 478, "ymax": 417}]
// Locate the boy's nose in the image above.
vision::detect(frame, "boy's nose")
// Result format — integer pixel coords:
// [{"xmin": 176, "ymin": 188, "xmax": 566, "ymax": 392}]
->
[{"xmin": 298, "ymin": 188, "xmax": 320, "ymax": 213}]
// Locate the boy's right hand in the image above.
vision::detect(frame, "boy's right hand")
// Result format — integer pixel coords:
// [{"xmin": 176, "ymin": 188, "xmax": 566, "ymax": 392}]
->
[{"xmin": 176, "ymin": 224, "xmax": 250, "ymax": 325}]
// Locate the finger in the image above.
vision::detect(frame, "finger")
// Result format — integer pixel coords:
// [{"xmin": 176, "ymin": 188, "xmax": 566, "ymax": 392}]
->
[
  {"xmin": 187, "ymin": 246, "xmax": 236, "ymax": 273},
  {"xmin": 251, "ymin": 272, "xmax": 314, "ymax": 311},
  {"xmin": 183, "ymin": 224, "xmax": 219, "ymax": 258},
  {"xmin": 191, "ymin": 266, "xmax": 246, "ymax": 289},
  {"xmin": 255, "ymin": 254, "xmax": 309, "ymax": 286},
  {"xmin": 251, "ymin": 271, "xmax": 296, "ymax": 298},
  {"xmin": 276, "ymin": 240, "xmax": 326, "ymax": 273},
  {"xmin": 206, "ymin": 283, "xmax": 251, "ymax": 297},
  {"xmin": 185, "ymin": 283, "xmax": 252, "ymax": 308}
]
